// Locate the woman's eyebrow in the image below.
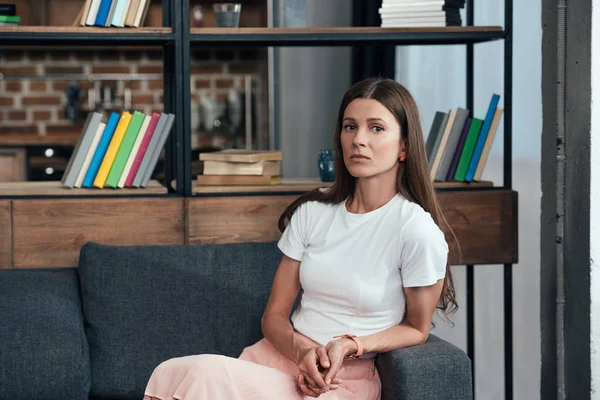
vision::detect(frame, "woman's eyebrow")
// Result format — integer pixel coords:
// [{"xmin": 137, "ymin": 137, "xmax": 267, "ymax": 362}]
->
[{"xmin": 367, "ymin": 118, "xmax": 389, "ymax": 125}]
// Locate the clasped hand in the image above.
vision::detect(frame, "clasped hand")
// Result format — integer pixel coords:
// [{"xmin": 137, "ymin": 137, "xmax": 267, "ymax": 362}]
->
[{"xmin": 295, "ymin": 339, "xmax": 355, "ymax": 398}]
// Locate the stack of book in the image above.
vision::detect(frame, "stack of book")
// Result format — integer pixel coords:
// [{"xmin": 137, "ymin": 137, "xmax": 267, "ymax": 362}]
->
[
  {"xmin": 427, "ymin": 93, "xmax": 503, "ymax": 183},
  {"xmin": 61, "ymin": 110, "xmax": 175, "ymax": 189},
  {"xmin": 78, "ymin": 0, "xmax": 150, "ymax": 28},
  {"xmin": 0, "ymin": 4, "xmax": 20, "ymax": 26},
  {"xmin": 379, "ymin": 0, "xmax": 465, "ymax": 27},
  {"xmin": 197, "ymin": 150, "xmax": 283, "ymax": 186}
]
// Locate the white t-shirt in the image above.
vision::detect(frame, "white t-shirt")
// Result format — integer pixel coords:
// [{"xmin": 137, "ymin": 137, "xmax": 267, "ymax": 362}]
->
[{"xmin": 277, "ymin": 193, "xmax": 448, "ymax": 351}]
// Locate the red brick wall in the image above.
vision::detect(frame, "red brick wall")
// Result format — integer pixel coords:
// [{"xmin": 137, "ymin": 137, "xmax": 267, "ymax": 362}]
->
[{"xmin": 0, "ymin": 48, "xmax": 267, "ymax": 148}]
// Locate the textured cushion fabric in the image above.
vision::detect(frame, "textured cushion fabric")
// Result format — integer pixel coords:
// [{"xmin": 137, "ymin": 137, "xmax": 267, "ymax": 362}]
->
[
  {"xmin": 0, "ymin": 268, "xmax": 90, "ymax": 400},
  {"xmin": 375, "ymin": 334, "xmax": 473, "ymax": 400},
  {"xmin": 77, "ymin": 241, "xmax": 282, "ymax": 400}
]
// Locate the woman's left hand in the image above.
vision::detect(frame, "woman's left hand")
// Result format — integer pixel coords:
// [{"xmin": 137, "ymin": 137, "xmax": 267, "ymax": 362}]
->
[{"xmin": 322, "ymin": 338, "xmax": 357, "ymax": 386}]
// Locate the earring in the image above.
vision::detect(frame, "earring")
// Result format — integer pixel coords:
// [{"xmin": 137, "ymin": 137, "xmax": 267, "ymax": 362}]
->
[{"xmin": 399, "ymin": 155, "xmax": 406, "ymax": 162}]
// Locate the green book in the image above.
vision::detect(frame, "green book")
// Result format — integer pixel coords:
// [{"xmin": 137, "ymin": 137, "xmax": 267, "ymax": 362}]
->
[
  {"xmin": 453, "ymin": 118, "xmax": 483, "ymax": 182},
  {"xmin": 105, "ymin": 111, "xmax": 146, "ymax": 188},
  {"xmin": 0, "ymin": 15, "xmax": 21, "ymax": 23}
]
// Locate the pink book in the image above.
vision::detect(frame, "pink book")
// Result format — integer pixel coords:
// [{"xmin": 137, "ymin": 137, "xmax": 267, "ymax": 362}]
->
[{"xmin": 125, "ymin": 112, "xmax": 160, "ymax": 187}]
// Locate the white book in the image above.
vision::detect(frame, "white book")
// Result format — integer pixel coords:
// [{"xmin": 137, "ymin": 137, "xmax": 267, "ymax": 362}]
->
[
  {"xmin": 380, "ymin": 4, "xmax": 448, "ymax": 11},
  {"xmin": 382, "ymin": 16, "xmax": 450, "ymax": 22},
  {"xmin": 382, "ymin": 0, "xmax": 450, "ymax": 4},
  {"xmin": 85, "ymin": 0, "xmax": 102, "ymax": 26},
  {"xmin": 381, "ymin": 12, "xmax": 453, "ymax": 19},
  {"xmin": 134, "ymin": 0, "xmax": 150, "ymax": 27},
  {"xmin": 382, "ymin": 21, "xmax": 448, "ymax": 27},
  {"xmin": 75, "ymin": 122, "xmax": 106, "ymax": 188},
  {"xmin": 118, "ymin": 114, "xmax": 150, "ymax": 188},
  {"xmin": 119, "ymin": 0, "xmax": 132, "ymax": 27}
]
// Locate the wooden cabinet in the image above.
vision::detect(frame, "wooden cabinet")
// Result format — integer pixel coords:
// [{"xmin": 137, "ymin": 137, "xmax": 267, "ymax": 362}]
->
[
  {"xmin": 0, "ymin": 148, "xmax": 26, "ymax": 182},
  {"xmin": 0, "ymin": 191, "xmax": 517, "ymax": 269}
]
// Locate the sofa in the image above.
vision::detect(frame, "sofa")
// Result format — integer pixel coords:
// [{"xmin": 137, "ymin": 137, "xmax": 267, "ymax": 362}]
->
[{"xmin": 0, "ymin": 241, "xmax": 472, "ymax": 400}]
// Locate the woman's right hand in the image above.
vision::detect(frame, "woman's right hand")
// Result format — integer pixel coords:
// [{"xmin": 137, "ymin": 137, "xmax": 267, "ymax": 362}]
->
[
  {"xmin": 295, "ymin": 346, "xmax": 336, "ymax": 397},
  {"xmin": 295, "ymin": 346, "xmax": 343, "ymax": 397}
]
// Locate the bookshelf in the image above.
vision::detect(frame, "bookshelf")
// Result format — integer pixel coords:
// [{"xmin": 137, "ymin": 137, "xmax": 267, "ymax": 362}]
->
[{"xmin": 0, "ymin": 1, "xmax": 517, "ymax": 398}]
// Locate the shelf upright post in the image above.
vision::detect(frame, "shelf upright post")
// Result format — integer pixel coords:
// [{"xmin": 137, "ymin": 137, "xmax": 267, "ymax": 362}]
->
[
  {"xmin": 162, "ymin": 0, "xmax": 176, "ymax": 193},
  {"xmin": 180, "ymin": 0, "xmax": 192, "ymax": 196},
  {"xmin": 503, "ymin": 0, "xmax": 514, "ymax": 398},
  {"xmin": 465, "ymin": 0, "xmax": 476, "ymax": 395}
]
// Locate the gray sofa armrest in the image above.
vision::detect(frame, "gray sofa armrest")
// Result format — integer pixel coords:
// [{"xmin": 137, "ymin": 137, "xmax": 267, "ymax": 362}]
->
[{"xmin": 375, "ymin": 334, "xmax": 472, "ymax": 400}]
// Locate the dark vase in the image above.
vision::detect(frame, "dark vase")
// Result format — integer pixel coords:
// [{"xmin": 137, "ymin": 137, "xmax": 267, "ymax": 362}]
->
[{"xmin": 318, "ymin": 149, "xmax": 335, "ymax": 182}]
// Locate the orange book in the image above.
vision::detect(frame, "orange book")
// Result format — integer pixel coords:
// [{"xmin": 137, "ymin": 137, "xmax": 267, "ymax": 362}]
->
[{"xmin": 93, "ymin": 112, "xmax": 132, "ymax": 188}]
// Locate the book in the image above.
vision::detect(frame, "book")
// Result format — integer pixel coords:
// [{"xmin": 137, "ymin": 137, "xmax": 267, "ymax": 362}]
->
[
  {"xmin": 118, "ymin": 114, "xmax": 151, "ymax": 188},
  {"xmin": 132, "ymin": 113, "xmax": 168, "ymax": 187},
  {"xmin": 453, "ymin": 118, "xmax": 483, "ymax": 181},
  {"xmin": 473, "ymin": 107, "xmax": 504, "ymax": 181},
  {"xmin": 446, "ymin": 117, "xmax": 472, "ymax": 181},
  {"xmin": 465, "ymin": 94, "xmax": 501, "ymax": 182},
  {"xmin": 202, "ymin": 160, "xmax": 281, "ymax": 176},
  {"xmin": 94, "ymin": 0, "xmax": 113, "ymax": 26},
  {"xmin": 105, "ymin": 111, "xmax": 146, "ymax": 188},
  {"xmin": 197, "ymin": 175, "xmax": 281, "ymax": 186},
  {"xmin": 93, "ymin": 111, "xmax": 132, "ymax": 188},
  {"xmin": 429, "ymin": 108, "xmax": 456, "ymax": 180},
  {"xmin": 435, "ymin": 107, "xmax": 469, "ymax": 181},
  {"xmin": 75, "ymin": 122, "xmax": 106, "ymax": 188},
  {"xmin": 425, "ymin": 111, "xmax": 447, "ymax": 166},
  {"xmin": 80, "ymin": 0, "xmax": 93, "ymax": 26},
  {"xmin": 83, "ymin": 112, "xmax": 120, "ymax": 188},
  {"xmin": 124, "ymin": 0, "xmax": 140, "ymax": 26},
  {"xmin": 125, "ymin": 112, "xmax": 161, "ymax": 187},
  {"xmin": 86, "ymin": 0, "xmax": 102, "ymax": 26},
  {"xmin": 139, "ymin": 114, "xmax": 175, "ymax": 188},
  {"xmin": 110, "ymin": 0, "xmax": 128, "ymax": 27},
  {"xmin": 133, "ymin": 0, "xmax": 151, "ymax": 27},
  {"xmin": 61, "ymin": 112, "xmax": 103, "ymax": 188},
  {"xmin": 199, "ymin": 150, "xmax": 283, "ymax": 163}
]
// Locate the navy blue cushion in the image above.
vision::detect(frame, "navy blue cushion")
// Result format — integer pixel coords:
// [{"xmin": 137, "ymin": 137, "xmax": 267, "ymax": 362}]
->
[
  {"xmin": 0, "ymin": 268, "xmax": 90, "ymax": 400},
  {"xmin": 77, "ymin": 241, "xmax": 282, "ymax": 400}
]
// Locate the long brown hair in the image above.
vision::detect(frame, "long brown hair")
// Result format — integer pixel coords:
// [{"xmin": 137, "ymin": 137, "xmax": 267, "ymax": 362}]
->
[{"xmin": 278, "ymin": 77, "xmax": 459, "ymax": 316}]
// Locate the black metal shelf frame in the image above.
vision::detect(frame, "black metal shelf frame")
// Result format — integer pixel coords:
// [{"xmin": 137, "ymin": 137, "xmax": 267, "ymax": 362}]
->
[{"xmin": 0, "ymin": 3, "xmax": 515, "ymax": 398}]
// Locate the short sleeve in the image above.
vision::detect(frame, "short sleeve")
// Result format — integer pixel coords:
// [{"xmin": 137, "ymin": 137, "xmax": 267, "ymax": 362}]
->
[
  {"xmin": 277, "ymin": 202, "xmax": 311, "ymax": 261},
  {"xmin": 399, "ymin": 213, "xmax": 449, "ymax": 287}
]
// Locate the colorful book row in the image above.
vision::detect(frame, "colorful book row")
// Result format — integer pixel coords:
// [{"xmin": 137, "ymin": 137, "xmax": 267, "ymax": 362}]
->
[
  {"xmin": 79, "ymin": 0, "xmax": 150, "ymax": 28},
  {"xmin": 61, "ymin": 110, "xmax": 175, "ymax": 189},
  {"xmin": 426, "ymin": 93, "xmax": 503, "ymax": 182}
]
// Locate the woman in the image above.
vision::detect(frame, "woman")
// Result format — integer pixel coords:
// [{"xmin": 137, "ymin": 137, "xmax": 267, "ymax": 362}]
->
[{"xmin": 144, "ymin": 77, "xmax": 458, "ymax": 400}]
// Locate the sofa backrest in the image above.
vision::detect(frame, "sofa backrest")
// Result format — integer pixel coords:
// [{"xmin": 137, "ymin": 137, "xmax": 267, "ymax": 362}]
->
[
  {"xmin": 77, "ymin": 240, "xmax": 282, "ymax": 400},
  {"xmin": 0, "ymin": 268, "xmax": 91, "ymax": 400}
]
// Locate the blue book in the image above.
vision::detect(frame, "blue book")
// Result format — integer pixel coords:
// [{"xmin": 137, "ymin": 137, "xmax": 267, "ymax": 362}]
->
[
  {"xmin": 95, "ymin": 0, "xmax": 113, "ymax": 26},
  {"xmin": 83, "ymin": 112, "xmax": 120, "ymax": 188},
  {"xmin": 465, "ymin": 94, "xmax": 500, "ymax": 182}
]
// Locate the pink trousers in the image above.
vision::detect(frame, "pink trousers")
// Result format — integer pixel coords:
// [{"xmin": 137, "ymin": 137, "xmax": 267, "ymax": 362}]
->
[{"xmin": 143, "ymin": 338, "xmax": 381, "ymax": 400}]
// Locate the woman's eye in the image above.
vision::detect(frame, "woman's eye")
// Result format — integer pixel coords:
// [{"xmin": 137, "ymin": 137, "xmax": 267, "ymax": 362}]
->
[
  {"xmin": 372, "ymin": 126, "xmax": 384, "ymax": 132},
  {"xmin": 343, "ymin": 124, "xmax": 356, "ymax": 131}
]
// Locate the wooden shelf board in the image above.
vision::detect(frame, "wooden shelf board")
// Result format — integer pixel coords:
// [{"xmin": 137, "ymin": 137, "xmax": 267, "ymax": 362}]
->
[
  {"xmin": 0, "ymin": 134, "xmax": 80, "ymax": 146},
  {"xmin": 0, "ymin": 180, "xmax": 168, "ymax": 196},
  {"xmin": 0, "ymin": 26, "xmax": 174, "ymax": 46},
  {"xmin": 192, "ymin": 26, "xmax": 504, "ymax": 34},
  {"xmin": 190, "ymin": 26, "xmax": 505, "ymax": 46},
  {"xmin": 192, "ymin": 177, "xmax": 493, "ymax": 194},
  {"xmin": 0, "ymin": 26, "xmax": 172, "ymax": 34}
]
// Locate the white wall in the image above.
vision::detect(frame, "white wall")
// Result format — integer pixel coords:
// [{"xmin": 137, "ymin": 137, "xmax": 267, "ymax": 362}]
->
[
  {"xmin": 590, "ymin": 1, "xmax": 600, "ymax": 397},
  {"xmin": 395, "ymin": 1, "xmax": 542, "ymax": 399}
]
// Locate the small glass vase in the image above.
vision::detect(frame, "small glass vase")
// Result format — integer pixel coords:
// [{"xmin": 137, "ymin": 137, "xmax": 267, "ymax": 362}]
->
[{"xmin": 318, "ymin": 149, "xmax": 336, "ymax": 182}]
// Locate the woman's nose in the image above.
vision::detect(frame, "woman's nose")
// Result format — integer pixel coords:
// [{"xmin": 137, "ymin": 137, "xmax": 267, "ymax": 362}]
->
[{"xmin": 352, "ymin": 128, "xmax": 367, "ymax": 147}]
